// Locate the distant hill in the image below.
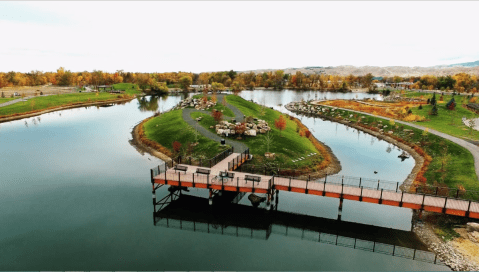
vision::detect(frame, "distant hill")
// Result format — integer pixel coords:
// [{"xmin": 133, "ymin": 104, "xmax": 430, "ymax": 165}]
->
[
  {"xmin": 242, "ymin": 63, "xmax": 479, "ymax": 77},
  {"xmin": 448, "ymin": 60, "xmax": 479, "ymax": 67}
]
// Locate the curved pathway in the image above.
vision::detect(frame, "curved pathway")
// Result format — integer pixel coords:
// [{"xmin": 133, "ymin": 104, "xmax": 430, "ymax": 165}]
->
[
  {"xmin": 311, "ymin": 102, "xmax": 479, "ymax": 181},
  {"xmin": 182, "ymin": 94, "xmax": 248, "ymax": 153}
]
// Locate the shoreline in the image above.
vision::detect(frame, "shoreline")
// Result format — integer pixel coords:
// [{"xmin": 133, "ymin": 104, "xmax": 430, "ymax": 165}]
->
[
  {"xmin": 131, "ymin": 117, "xmax": 173, "ymax": 163},
  {"xmin": 286, "ymin": 103, "xmax": 423, "ymax": 191},
  {"xmin": 0, "ymin": 96, "xmax": 136, "ymax": 124}
]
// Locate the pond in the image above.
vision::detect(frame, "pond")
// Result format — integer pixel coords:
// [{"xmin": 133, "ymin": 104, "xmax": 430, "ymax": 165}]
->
[{"xmin": 0, "ymin": 91, "xmax": 447, "ymax": 270}]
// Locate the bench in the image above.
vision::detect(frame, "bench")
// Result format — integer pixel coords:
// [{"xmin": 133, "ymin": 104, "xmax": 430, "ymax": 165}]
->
[
  {"xmin": 196, "ymin": 168, "xmax": 211, "ymax": 175},
  {"xmin": 219, "ymin": 171, "xmax": 234, "ymax": 179},
  {"xmin": 174, "ymin": 165, "xmax": 188, "ymax": 172},
  {"xmin": 245, "ymin": 174, "xmax": 261, "ymax": 183}
]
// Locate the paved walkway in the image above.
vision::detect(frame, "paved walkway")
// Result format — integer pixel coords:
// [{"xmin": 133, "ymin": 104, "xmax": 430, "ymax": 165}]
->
[
  {"xmin": 0, "ymin": 94, "xmax": 54, "ymax": 108},
  {"xmin": 311, "ymin": 102, "xmax": 479, "ymax": 181},
  {"xmin": 182, "ymin": 94, "xmax": 248, "ymax": 153}
]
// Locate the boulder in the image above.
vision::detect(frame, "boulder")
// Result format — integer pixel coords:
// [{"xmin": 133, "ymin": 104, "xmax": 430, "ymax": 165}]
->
[
  {"xmin": 468, "ymin": 231, "xmax": 479, "ymax": 243},
  {"xmin": 260, "ymin": 128, "xmax": 267, "ymax": 134},
  {"xmin": 216, "ymin": 129, "xmax": 224, "ymax": 135},
  {"xmin": 388, "ymin": 131, "xmax": 393, "ymax": 135},
  {"xmin": 467, "ymin": 222, "xmax": 479, "ymax": 232},
  {"xmin": 248, "ymin": 129, "xmax": 256, "ymax": 136}
]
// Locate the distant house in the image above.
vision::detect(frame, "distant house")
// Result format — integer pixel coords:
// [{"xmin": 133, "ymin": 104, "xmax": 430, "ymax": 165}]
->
[
  {"xmin": 190, "ymin": 84, "xmax": 211, "ymax": 91},
  {"xmin": 374, "ymin": 82, "xmax": 386, "ymax": 88}
]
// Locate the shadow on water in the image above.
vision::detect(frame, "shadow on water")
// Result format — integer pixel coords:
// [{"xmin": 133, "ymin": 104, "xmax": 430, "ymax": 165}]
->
[{"xmin": 153, "ymin": 190, "xmax": 444, "ymax": 266}]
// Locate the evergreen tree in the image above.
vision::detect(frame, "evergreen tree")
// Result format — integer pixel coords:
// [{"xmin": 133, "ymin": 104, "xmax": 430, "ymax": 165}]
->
[{"xmin": 430, "ymin": 93, "xmax": 437, "ymax": 106}]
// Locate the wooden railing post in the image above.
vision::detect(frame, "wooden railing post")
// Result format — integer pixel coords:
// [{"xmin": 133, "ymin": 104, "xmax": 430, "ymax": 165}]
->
[
  {"xmin": 359, "ymin": 177, "xmax": 361, "ymax": 188},
  {"xmin": 377, "ymin": 180, "xmax": 380, "ymax": 190},
  {"xmin": 466, "ymin": 200, "xmax": 472, "ymax": 218},
  {"xmin": 396, "ymin": 182, "xmax": 399, "ymax": 192},
  {"xmin": 289, "ymin": 177, "xmax": 292, "ymax": 191}
]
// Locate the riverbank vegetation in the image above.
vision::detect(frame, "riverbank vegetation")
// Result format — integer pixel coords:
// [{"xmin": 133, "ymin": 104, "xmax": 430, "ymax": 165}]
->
[
  {"xmin": 319, "ymin": 94, "xmax": 479, "ymax": 140},
  {"xmin": 0, "ymin": 92, "xmax": 135, "ymax": 118},
  {"xmin": 298, "ymin": 102, "xmax": 478, "ymax": 193}
]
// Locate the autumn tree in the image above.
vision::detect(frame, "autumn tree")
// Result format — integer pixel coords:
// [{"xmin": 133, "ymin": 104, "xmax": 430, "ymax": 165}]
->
[
  {"xmin": 172, "ymin": 141, "xmax": 182, "ymax": 154},
  {"xmin": 274, "ymin": 115, "xmax": 287, "ymax": 137},
  {"xmin": 211, "ymin": 82, "xmax": 225, "ymax": 92},
  {"xmin": 150, "ymin": 81, "xmax": 169, "ymax": 94},
  {"xmin": 179, "ymin": 76, "xmax": 193, "ymax": 91},
  {"xmin": 235, "ymin": 122, "xmax": 246, "ymax": 139},
  {"xmin": 212, "ymin": 110, "xmax": 223, "ymax": 123}
]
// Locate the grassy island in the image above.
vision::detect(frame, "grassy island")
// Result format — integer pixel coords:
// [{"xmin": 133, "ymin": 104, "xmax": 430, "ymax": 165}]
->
[{"xmin": 142, "ymin": 95, "xmax": 334, "ymax": 175}]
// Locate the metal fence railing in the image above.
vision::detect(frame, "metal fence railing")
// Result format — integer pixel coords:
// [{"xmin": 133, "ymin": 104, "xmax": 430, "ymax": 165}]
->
[
  {"xmin": 228, "ymin": 148, "xmax": 250, "ymax": 171},
  {"xmin": 170, "ymin": 147, "xmax": 235, "ymax": 168}
]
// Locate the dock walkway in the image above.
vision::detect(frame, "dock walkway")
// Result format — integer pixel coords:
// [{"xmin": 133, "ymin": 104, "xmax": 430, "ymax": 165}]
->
[{"xmin": 152, "ymin": 152, "xmax": 479, "ymax": 219}]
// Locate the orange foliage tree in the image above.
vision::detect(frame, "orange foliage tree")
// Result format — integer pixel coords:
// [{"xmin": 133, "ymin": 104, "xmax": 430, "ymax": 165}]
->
[
  {"xmin": 274, "ymin": 115, "xmax": 287, "ymax": 137},
  {"xmin": 172, "ymin": 141, "xmax": 182, "ymax": 154},
  {"xmin": 212, "ymin": 110, "xmax": 223, "ymax": 123}
]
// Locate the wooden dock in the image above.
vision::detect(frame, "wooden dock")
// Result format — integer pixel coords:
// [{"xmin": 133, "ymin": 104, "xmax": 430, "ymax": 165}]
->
[{"xmin": 151, "ymin": 152, "xmax": 479, "ymax": 219}]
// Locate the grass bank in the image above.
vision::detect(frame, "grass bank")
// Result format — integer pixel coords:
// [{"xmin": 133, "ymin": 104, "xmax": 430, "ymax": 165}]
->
[
  {"xmin": 143, "ymin": 109, "xmax": 229, "ymax": 159},
  {"xmin": 112, "ymin": 83, "xmax": 142, "ymax": 95},
  {"xmin": 401, "ymin": 92, "xmax": 479, "ymax": 140},
  {"xmin": 191, "ymin": 94, "xmax": 234, "ymax": 117},
  {"xmin": 191, "ymin": 95, "xmax": 327, "ymax": 172},
  {"xmin": 0, "ymin": 92, "xmax": 135, "ymax": 118},
  {"xmin": 311, "ymin": 104, "xmax": 477, "ymax": 191},
  {"xmin": 0, "ymin": 97, "xmax": 16, "ymax": 104}
]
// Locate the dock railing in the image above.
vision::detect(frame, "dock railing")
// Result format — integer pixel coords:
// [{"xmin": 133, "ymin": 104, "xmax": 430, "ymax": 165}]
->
[{"xmin": 228, "ymin": 148, "xmax": 250, "ymax": 171}]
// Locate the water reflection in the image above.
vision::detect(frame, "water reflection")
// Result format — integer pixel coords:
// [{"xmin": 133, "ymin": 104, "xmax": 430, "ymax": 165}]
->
[{"xmin": 153, "ymin": 192, "xmax": 443, "ymax": 266}]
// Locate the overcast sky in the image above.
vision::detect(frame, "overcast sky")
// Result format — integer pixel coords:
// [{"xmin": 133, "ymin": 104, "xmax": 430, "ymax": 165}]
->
[{"xmin": 1, "ymin": 1, "xmax": 478, "ymax": 73}]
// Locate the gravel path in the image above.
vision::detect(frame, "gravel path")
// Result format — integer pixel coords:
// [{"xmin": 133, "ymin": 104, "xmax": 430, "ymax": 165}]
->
[
  {"xmin": 313, "ymin": 102, "xmax": 479, "ymax": 181},
  {"xmin": 182, "ymin": 94, "xmax": 248, "ymax": 153}
]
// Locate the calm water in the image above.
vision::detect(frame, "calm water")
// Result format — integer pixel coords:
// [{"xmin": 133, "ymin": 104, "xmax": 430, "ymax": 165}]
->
[{"xmin": 0, "ymin": 91, "xmax": 447, "ymax": 270}]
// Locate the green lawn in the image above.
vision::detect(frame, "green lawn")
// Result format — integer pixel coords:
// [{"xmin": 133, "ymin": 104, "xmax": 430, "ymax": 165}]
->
[
  {"xmin": 317, "ymin": 105, "xmax": 478, "ymax": 191},
  {"xmin": 190, "ymin": 95, "xmax": 324, "ymax": 169},
  {"xmin": 0, "ymin": 92, "xmax": 132, "ymax": 117},
  {"xmin": 144, "ymin": 109, "xmax": 229, "ymax": 159},
  {"xmin": 398, "ymin": 91, "xmax": 479, "ymax": 140},
  {"xmin": 112, "ymin": 83, "xmax": 141, "ymax": 95},
  {"xmin": 0, "ymin": 97, "xmax": 16, "ymax": 104},
  {"xmin": 190, "ymin": 94, "xmax": 234, "ymax": 117}
]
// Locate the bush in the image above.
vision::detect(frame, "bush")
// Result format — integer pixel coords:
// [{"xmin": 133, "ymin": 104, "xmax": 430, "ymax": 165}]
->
[
  {"xmin": 1, "ymin": 92, "xmax": 4, "ymax": 98},
  {"xmin": 418, "ymin": 104, "xmax": 423, "ymax": 110}
]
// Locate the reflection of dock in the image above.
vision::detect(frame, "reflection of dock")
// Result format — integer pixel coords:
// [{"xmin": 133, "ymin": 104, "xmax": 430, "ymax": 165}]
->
[{"xmin": 153, "ymin": 194, "xmax": 443, "ymax": 265}]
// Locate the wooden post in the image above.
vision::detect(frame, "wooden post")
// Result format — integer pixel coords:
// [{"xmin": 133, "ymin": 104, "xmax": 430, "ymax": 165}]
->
[
  {"xmin": 359, "ymin": 177, "xmax": 361, "ymax": 188},
  {"xmin": 399, "ymin": 191, "xmax": 404, "ymax": 207},
  {"xmin": 252, "ymin": 178, "xmax": 255, "ymax": 193},
  {"xmin": 396, "ymin": 182, "xmax": 399, "ymax": 192},
  {"xmin": 360, "ymin": 186, "xmax": 363, "ymax": 201},
  {"xmin": 192, "ymin": 173, "xmax": 195, "ymax": 187},
  {"xmin": 178, "ymin": 172, "xmax": 181, "ymax": 187},
  {"xmin": 377, "ymin": 180, "xmax": 380, "ymax": 190},
  {"xmin": 207, "ymin": 174, "xmax": 210, "ymax": 189},
  {"xmin": 466, "ymin": 200, "xmax": 472, "ymax": 218},
  {"xmin": 379, "ymin": 189, "xmax": 383, "ymax": 204},
  {"xmin": 289, "ymin": 177, "xmax": 292, "ymax": 191},
  {"xmin": 442, "ymin": 197, "xmax": 448, "ymax": 214}
]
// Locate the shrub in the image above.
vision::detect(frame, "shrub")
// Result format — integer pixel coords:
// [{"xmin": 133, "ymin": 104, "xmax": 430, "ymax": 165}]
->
[
  {"xmin": 172, "ymin": 141, "xmax": 182, "ymax": 153},
  {"xmin": 418, "ymin": 104, "xmax": 423, "ymax": 110}
]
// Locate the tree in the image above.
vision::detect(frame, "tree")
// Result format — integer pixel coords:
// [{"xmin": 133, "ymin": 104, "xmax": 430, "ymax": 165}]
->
[
  {"xmin": 179, "ymin": 76, "xmax": 192, "ymax": 91},
  {"xmin": 235, "ymin": 122, "xmax": 246, "ymax": 139},
  {"xmin": 263, "ymin": 131, "xmax": 274, "ymax": 153},
  {"xmin": 211, "ymin": 82, "xmax": 225, "ymax": 92},
  {"xmin": 430, "ymin": 93, "xmax": 437, "ymax": 106},
  {"xmin": 362, "ymin": 73, "xmax": 374, "ymax": 88},
  {"xmin": 151, "ymin": 81, "xmax": 169, "ymax": 94},
  {"xmin": 172, "ymin": 141, "xmax": 182, "ymax": 154},
  {"xmin": 446, "ymin": 95, "xmax": 456, "ymax": 110},
  {"xmin": 212, "ymin": 110, "xmax": 223, "ymax": 123},
  {"xmin": 274, "ymin": 115, "xmax": 287, "ymax": 137}
]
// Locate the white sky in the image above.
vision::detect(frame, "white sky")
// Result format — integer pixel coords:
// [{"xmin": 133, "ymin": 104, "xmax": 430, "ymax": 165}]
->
[{"xmin": 1, "ymin": 1, "xmax": 478, "ymax": 73}]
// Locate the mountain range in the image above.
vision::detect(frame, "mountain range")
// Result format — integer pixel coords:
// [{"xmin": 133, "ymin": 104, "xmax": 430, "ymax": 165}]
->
[{"xmin": 243, "ymin": 61, "xmax": 479, "ymax": 77}]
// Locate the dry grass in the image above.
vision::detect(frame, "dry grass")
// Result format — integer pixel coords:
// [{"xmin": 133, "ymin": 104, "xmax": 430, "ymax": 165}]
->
[{"xmin": 320, "ymin": 100, "xmax": 427, "ymax": 120}]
